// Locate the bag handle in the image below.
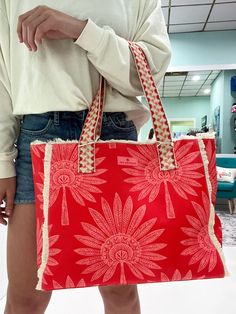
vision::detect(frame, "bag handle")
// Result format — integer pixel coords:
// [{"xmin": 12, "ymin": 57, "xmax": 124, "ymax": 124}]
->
[{"xmin": 78, "ymin": 42, "xmax": 177, "ymax": 173}]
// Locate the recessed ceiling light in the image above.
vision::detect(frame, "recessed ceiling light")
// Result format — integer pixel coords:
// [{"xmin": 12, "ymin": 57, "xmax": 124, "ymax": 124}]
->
[
  {"xmin": 204, "ymin": 89, "xmax": 211, "ymax": 94},
  {"xmin": 192, "ymin": 75, "xmax": 200, "ymax": 81}
]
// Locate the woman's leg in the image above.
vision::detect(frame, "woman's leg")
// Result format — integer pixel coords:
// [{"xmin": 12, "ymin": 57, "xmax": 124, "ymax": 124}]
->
[
  {"xmin": 98, "ymin": 285, "xmax": 141, "ymax": 314},
  {"xmin": 4, "ymin": 204, "xmax": 52, "ymax": 314}
]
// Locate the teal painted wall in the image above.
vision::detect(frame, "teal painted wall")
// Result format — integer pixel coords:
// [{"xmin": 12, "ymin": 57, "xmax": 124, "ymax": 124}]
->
[
  {"xmin": 139, "ymin": 30, "xmax": 236, "ymax": 146},
  {"xmin": 210, "ymin": 71, "xmax": 224, "ymax": 136},
  {"xmin": 210, "ymin": 70, "xmax": 236, "ymax": 153},
  {"xmin": 169, "ymin": 30, "xmax": 236, "ymax": 68},
  {"xmin": 140, "ymin": 96, "xmax": 210, "ymax": 140}
]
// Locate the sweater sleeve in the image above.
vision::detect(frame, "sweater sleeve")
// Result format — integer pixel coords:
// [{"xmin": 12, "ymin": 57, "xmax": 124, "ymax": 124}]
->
[
  {"xmin": 74, "ymin": 0, "xmax": 171, "ymax": 97},
  {"xmin": 0, "ymin": 8, "xmax": 20, "ymax": 179}
]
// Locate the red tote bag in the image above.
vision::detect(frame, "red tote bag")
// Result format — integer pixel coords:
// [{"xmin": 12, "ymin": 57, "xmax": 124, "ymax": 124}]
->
[{"xmin": 31, "ymin": 42, "xmax": 227, "ymax": 291}]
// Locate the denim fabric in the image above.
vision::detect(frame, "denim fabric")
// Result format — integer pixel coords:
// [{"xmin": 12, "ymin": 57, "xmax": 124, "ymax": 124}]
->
[{"xmin": 14, "ymin": 110, "xmax": 137, "ymax": 204}]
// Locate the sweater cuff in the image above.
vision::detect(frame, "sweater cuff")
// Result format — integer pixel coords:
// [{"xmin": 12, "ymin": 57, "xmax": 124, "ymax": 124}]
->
[
  {"xmin": 74, "ymin": 18, "xmax": 105, "ymax": 53},
  {"xmin": 0, "ymin": 161, "xmax": 16, "ymax": 179}
]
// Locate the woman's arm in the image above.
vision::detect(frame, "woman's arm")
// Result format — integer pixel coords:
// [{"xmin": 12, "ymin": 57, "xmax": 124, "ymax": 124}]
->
[
  {"xmin": 0, "ymin": 9, "xmax": 20, "ymax": 179},
  {"xmin": 16, "ymin": 1, "xmax": 170, "ymax": 98},
  {"xmin": 74, "ymin": 0, "xmax": 171, "ymax": 97}
]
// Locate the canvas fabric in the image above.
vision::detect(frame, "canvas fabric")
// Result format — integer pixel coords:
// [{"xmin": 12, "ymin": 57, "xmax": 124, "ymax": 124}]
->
[{"xmin": 30, "ymin": 42, "xmax": 227, "ymax": 291}]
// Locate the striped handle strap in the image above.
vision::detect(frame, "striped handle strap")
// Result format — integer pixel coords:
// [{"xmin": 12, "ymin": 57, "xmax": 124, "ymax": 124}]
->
[
  {"xmin": 78, "ymin": 76, "xmax": 105, "ymax": 173},
  {"xmin": 128, "ymin": 42, "xmax": 177, "ymax": 171},
  {"xmin": 78, "ymin": 42, "xmax": 177, "ymax": 173}
]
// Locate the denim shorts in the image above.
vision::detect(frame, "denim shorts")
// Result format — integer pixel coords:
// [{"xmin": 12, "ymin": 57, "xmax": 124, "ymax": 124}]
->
[{"xmin": 14, "ymin": 110, "xmax": 137, "ymax": 204}]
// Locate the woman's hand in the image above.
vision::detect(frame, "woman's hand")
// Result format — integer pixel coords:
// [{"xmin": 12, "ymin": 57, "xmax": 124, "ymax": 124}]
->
[
  {"xmin": 0, "ymin": 177, "xmax": 16, "ymax": 226},
  {"xmin": 17, "ymin": 5, "xmax": 87, "ymax": 52}
]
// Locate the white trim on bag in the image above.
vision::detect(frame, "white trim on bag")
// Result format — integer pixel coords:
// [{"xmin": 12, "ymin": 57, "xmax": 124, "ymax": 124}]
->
[
  {"xmin": 36, "ymin": 143, "xmax": 52, "ymax": 290},
  {"xmin": 198, "ymin": 138, "xmax": 229, "ymax": 276},
  {"xmin": 33, "ymin": 132, "xmax": 228, "ymax": 290}
]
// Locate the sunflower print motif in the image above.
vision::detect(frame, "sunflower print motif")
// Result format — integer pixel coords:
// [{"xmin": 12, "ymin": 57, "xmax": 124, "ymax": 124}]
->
[
  {"xmin": 45, "ymin": 144, "xmax": 107, "ymax": 226},
  {"xmin": 122, "ymin": 141, "xmax": 204, "ymax": 219},
  {"xmin": 160, "ymin": 269, "xmax": 192, "ymax": 282},
  {"xmin": 52, "ymin": 276, "xmax": 86, "ymax": 289},
  {"xmin": 181, "ymin": 191, "xmax": 218, "ymax": 273},
  {"xmin": 74, "ymin": 193, "xmax": 167, "ymax": 284},
  {"xmin": 36, "ymin": 222, "xmax": 61, "ymax": 285}
]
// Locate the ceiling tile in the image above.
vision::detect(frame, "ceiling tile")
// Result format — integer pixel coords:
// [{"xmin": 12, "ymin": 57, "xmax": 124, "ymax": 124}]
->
[
  {"xmin": 197, "ymin": 91, "xmax": 211, "ymax": 96},
  {"xmin": 215, "ymin": 0, "xmax": 236, "ymax": 3},
  {"xmin": 204, "ymin": 79, "xmax": 214, "ymax": 85},
  {"xmin": 205, "ymin": 21, "xmax": 236, "ymax": 31},
  {"xmin": 188, "ymin": 71, "xmax": 211, "ymax": 75},
  {"xmin": 208, "ymin": 73, "xmax": 220, "ymax": 80},
  {"xmin": 186, "ymin": 74, "xmax": 209, "ymax": 80},
  {"xmin": 161, "ymin": 0, "xmax": 169, "ymax": 7},
  {"xmin": 164, "ymin": 95, "xmax": 180, "ymax": 98},
  {"xmin": 165, "ymin": 81, "xmax": 184, "ymax": 86},
  {"xmin": 164, "ymin": 91, "xmax": 180, "ymax": 95},
  {"xmin": 182, "ymin": 86, "xmax": 200, "ymax": 90},
  {"xmin": 184, "ymin": 81, "xmax": 205, "ymax": 86},
  {"xmin": 170, "ymin": 5, "xmax": 211, "ymax": 24},
  {"xmin": 165, "ymin": 76, "xmax": 186, "ymax": 81},
  {"xmin": 181, "ymin": 90, "xmax": 197, "ymax": 94},
  {"xmin": 164, "ymin": 88, "xmax": 181, "ymax": 92},
  {"xmin": 200, "ymin": 85, "xmax": 212, "ymax": 89},
  {"xmin": 169, "ymin": 23, "xmax": 204, "ymax": 33},
  {"xmin": 180, "ymin": 94, "xmax": 197, "ymax": 97},
  {"xmin": 208, "ymin": 3, "xmax": 236, "ymax": 22},
  {"xmin": 172, "ymin": 0, "xmax": 213, "ymax": 5},
  {"xmin": 164, "ymin": 87, "xmax": 181, "ymax": 93}
]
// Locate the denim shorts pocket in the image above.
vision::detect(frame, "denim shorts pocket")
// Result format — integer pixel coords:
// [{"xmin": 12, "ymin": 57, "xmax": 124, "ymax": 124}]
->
[
  {"xmin": 20, "ymin": 114, "xmax": 53, "ymax": 135},
  {"xmin": 108, "ymin": 112, "xmax": 136, "ymax": 131}
]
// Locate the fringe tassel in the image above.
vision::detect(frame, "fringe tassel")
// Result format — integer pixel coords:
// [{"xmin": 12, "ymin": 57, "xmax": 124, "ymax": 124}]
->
[
  {"xmin": 36, "ymin": 143, "xmax": 52, "ymax": 290},
  {"xmin": 198, "ymin": 138, "xmax": 229, "ymax": 276}
]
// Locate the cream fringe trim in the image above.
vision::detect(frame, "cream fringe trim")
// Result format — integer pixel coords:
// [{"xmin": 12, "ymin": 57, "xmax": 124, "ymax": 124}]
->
[
  {"xmin": 33, "ymin": 133, "xmax": 227, "ymax": 289},
  {"xmin": 198, "ymin": 138, "xmax": 229, "ymax": 276},
  {"xmin": 30, "ymin": 132, "xmax": 216, "ymax": 146},
  {"xmin": 36, "ymin": 143, "xmax": 52, "ymax": 290}
]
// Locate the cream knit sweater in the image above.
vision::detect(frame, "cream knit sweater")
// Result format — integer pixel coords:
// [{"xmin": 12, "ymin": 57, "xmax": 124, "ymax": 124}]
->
[{"xmin": 0, "ymin": 0, "xmax": 171, "ymax": 178}]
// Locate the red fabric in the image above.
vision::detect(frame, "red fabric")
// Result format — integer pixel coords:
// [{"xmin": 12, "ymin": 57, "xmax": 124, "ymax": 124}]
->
[
  {"xmin": 203, "ymin": 138, "xmax": 222, "ymax": 246},
  {"xmin": 31, "ymin": 137, "xmax": 225, "ymax": 291}
]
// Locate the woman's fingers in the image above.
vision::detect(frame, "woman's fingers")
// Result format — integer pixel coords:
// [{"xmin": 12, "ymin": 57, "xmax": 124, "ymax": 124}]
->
[
  {"xmin": 20, "ymin": 12, "xmax": 48, "ymax": 51},
  {"xmin": 34, "ymin": 19, "xmax": 53, "ymax": 48},
  {"xmin": 0, "ymin": 194, "xmax": 7, "ymax": 226},
  {"xmin": 17, "ymin": 5, "xmax": 86, "ymax": 51},
  {"xmin": 0, "ymin": 177, "xmax": 16, "ymax": 225},
  {"xmin": 5, "ymin": 190, "xmax": 15, "ymax": 217},
  {"xmin": 17, "ymin": 7, "xmax": 38, "ymax": 42},
  {"xmin": 0, "ymin": 216, "xmax": 7, "ymax": 226},
  {"xmin": 27, "ymin": 15, "xmax": 49, "ymax": 51},
  {"xmin": 17, "ymin": 6, "xmax": 48, "ymax": 50}
]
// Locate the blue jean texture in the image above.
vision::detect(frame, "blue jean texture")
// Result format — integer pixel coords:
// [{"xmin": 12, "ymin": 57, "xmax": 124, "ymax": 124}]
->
[{"xmin": 14, "ymin": 110, "xmax": 137, "ymax": 204}]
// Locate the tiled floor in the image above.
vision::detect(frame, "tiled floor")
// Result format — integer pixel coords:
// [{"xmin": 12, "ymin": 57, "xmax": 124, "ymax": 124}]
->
[{"xmin": 0, "ymin": 246, "xmax": 235, "ymax": 314}]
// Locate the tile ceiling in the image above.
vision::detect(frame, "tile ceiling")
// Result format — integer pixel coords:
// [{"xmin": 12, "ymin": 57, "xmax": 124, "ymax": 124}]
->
[
  {"xmin": 158, "ymin": 70, "xmax": 222, "ymax": 97},
  {"xmin": 162, "ymin": 0, "xmax": 236, "ymax": 33}
]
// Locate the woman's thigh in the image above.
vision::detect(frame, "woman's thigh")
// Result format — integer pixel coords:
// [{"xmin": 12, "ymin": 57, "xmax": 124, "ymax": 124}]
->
[{"xmin": 6, "ymin": 203, "xmax": 52, "ymax": 306}]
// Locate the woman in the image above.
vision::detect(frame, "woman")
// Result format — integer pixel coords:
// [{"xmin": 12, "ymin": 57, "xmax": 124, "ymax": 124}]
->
[{"xmin": 0, "ymin": 0, "xmax": 171, "ymax": 313}]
